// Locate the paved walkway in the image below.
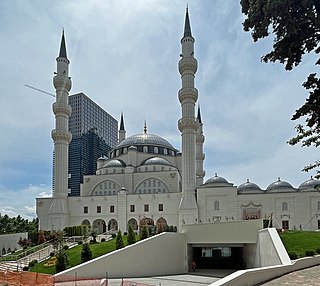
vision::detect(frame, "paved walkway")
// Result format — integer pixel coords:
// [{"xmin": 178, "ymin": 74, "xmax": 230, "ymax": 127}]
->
[{"xmin": 260, "ymin": 265, "xmax": 320, "ymax": 286}]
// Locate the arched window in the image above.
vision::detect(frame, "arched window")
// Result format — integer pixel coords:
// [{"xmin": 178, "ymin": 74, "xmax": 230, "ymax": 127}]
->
[
  {"xmin": 154, "ymin": 147, "xmax": 158, "ymax": 154},
  {"xmin": 282, "ymin": 202, "xmax": 288, "ymax": 212},
  {"xmin": 214, "ymin": 201, "xmax": 220, "ymax": 211},
  {"xmin": 143, "ymin": 146, "xmax": 148, "ymax": 153}
]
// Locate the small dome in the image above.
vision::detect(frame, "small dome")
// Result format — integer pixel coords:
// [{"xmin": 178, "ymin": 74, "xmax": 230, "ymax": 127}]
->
[
  {"xmin": 204, "ymin": 173, "xmax": 229, "ymax": 185},
  {"xmin": 266, "ymin": 177, "xmax": 295, "ymax": 193},
  {"xmin": 142, "ymin": 157, "xmax": 172, "ymax": 166},
  {"xmin": 103, "ymin": 159, "xmax": 126, "ymax": 168},
  {"xmin": 98, "ymin": 155, "xmax": 108, "ymax": 161},
  {"xmin": 238, "ymin": 179, "xmax": 263, "ymax": 194},
  {"xmin": 299, "ymin": 176, "xmax": 320, "ymax": 191}
]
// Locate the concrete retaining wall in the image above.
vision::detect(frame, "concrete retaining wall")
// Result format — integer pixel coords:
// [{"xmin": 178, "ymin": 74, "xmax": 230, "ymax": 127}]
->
[
  {"xmin": 55, "ymin": 232, "xmax": 186, "ymax": 279},
  {"xmin": 0, "ymin": 233, "xmax": 27, "ymax": 256}
]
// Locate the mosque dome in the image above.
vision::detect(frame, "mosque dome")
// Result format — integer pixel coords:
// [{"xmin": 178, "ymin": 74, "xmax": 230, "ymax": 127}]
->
[
  {"xmin": 298, "ymin": 177, "xmax": 320, "ymax": 191},
  {"xmin": 118, "ymin": 133, "xmax": 175, "ymax": 149},
  {"xmin": 237, "ymin": 179, "xmax": 263, "ymax": 194},
  {"xmin": 142, "ymin": 157, "xmax": 173, "ymax": 166},
  {"xmin": 204, "ymin": 173, "xmax": 230, "ymax": 185},
  {"xmin": 266, "ymin": 177, "xmax": 295, "ymax": 193},
  {"xmin": 103, "ymin": 159, "xmax": 126, "ymax": 168}
]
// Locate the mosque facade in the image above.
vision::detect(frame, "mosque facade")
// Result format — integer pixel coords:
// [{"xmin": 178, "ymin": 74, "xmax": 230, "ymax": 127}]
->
[{"xmin": 36, "ymin": 10, "xmax": 320, "ymax": 234}]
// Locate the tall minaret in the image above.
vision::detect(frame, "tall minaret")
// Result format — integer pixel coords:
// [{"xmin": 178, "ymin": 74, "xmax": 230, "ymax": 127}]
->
[
  {"xmin": 119, "ymin": 112, "xmax": 126, "ymax": 143},
  {"xmin": 48, "ymin": 31, "xmax": 72, "ymax": 230},
  {"xmin": 196, "ymin": 105, "xmax": 205, "ymax": 186},
  {"xmin": 178, "ymin": 7, "xmax": 199, "ymax": 227}
]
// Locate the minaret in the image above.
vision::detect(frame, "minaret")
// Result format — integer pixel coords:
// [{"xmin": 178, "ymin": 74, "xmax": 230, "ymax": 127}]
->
[
  {"xmin": 119, "ymin": 112, "xmax": 126, "ymax": 143},
  {"xmin": 178, "ymin": 7, "xmax": 199, "ymax": 227},
  {"xmin": 196, "ymin": 105, "xmax": 205, "ymax": 186},
  {"xmin": 48, "ymin": 30, "xmax": 72, "ymax": 230}
]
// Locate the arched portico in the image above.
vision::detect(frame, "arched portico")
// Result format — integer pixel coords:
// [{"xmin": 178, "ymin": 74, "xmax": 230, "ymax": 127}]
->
[
  {"xmin": 128, "ymin": 218, "xmax": 138, "ymax": 231},
  {"xmin": 81, "ymin": 219, "xmax": 91, "ymax": 227},
  {"xmin": 156, "ymin": 217, "xmax": 168, "ymax": 233},
  {"xmin": 92, "ymin": 219, "xmax": 106, "ymax": 234},
  {"xmin": 108, "ymin": 219, "xmax": 118, "ymax": 231}
]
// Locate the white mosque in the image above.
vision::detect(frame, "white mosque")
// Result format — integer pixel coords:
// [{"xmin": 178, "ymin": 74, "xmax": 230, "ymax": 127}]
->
[{"xmin": 36, "ymin": 9, "xmax": 320, "ymax": 235}]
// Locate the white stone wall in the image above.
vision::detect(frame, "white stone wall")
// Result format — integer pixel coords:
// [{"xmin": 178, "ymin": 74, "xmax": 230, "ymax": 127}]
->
[{"xmin": 0, "ymin": 233, "xmax": 27, "ymax": 256}]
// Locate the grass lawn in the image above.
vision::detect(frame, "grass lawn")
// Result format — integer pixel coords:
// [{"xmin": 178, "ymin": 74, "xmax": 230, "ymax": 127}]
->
[
  {"xmin": 279, "ymin": 230, "xmax": 320, "ymax": 258},
  {"xmin": 30, "ymin": 235, "xmax": 138, "ymax": 275}
]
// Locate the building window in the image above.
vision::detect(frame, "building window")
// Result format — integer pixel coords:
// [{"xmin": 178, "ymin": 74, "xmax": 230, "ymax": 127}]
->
[
  {"xmin": 214, "ymin": 201, "xmax": 220, "ymax": 211},
  {"xmin": 84, "ymin": 206, "xmax": 88, "ymax": 213},
  {"xmin": 110, "ymin": 205, "xmax": 114, "ymax": 213},
  {"xmin": 130, "ymin": 205, "xmax": 135, "ymax": 212},
  {"xmin": 144, "ymin": 204, "xmax": 149, "ymax": 212},
  {"xmin": 97, "ymin": 206, "xmax": 101, "ymax": 213},
  {"xmin": 282, "ymin": 202, "xmax": 288, "ymax": 211},
  {"xmin": 159, "ymin": 204, "xmax": 163, "ymax": 211}
]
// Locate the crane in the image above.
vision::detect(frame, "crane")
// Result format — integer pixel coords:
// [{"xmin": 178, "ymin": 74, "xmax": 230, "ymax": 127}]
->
[{"xmin": 24, "ymin": 84, "xmax": 55, "ymax": 97}]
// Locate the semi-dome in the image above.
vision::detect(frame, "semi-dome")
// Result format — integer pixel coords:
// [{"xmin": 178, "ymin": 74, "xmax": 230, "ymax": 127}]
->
[
  {"xmin": 238, "ymin": 179, "xmax": 263, "ymax": 194},
  {"xmin": 142, "ymin": 157, "xmax": 172, "ymax": 166},
  {"xmin": 204, "ymin": 173, "xmax": 230, "ymax": 185},
  {"xmin": 118, "ymin": 133, "xmax": 175, "ymax": 150},
  {"xmin": 103, "ymin": 159, "xmax": 126, "ymax": 168},
  {"xmin": 298, "ymin": 176, "xmax": 320, "ymax": 191},
  {"xmin": 266, "ymin": 177, "xmax": 295, "ymax": 193}
]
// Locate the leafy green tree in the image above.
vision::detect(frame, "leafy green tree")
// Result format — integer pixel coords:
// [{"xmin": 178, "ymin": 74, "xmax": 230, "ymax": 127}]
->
[
  {"xmin": 116, "ymin": 230, "xmax": 124, "ymax": 249},
  {"xmin": 140, "ymin": 226, "xmax": 149, "ymax": 240},
  {"xmin": 241, "ymin": 0, "xmax": 320, "ymax": 177},
  {"xmin": 53, "ymin": 231, "xmax": 69, "ymax": 273},
  {"xmin": 127, "ymin": 225, "xmax": 136, "ymax": 245}
]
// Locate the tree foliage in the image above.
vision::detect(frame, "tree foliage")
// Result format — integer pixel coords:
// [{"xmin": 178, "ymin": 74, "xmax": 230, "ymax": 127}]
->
[
  {"xmin": 127, "ymin": 225, "xmax": 136, "ymax": 245},
  {"xmin": 81, "ymin": 242, "xmax": 92, "ymax": 263},
  {"xmin": 0, "ymin": 214, "xmax": 38, "ymax": 234},
  {"xmin": 115, "ymin": 230, "xmax": 124, "ymax": 249},
  {"xmin": 140, "ymin": 226, "xmax": 149, "ymax": 240},
  {"xmin": 241, "ymin": 0, "xmax": 320, "ymax": 177}
]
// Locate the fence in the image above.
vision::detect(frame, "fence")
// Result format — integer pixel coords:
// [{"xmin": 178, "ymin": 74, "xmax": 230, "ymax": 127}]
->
[{"xmin": 0, "ymin": 270, "xmax": 54, "ymax": 285}]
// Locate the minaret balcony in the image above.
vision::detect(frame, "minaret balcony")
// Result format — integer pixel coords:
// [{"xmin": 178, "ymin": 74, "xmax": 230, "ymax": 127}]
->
[
  {"xmin": 51, "ymin": 129, "xmax": 72, "ymax": 143},
  {"xmin": 53, "ymin": 102, "xmax": 72, "ymax": 117},
  {"xmin": 53, "ymin": 75, "xmax": 72, "ymax": 92},
  {"xmin": 178, "ymin": 57, "xmax": 197, "ymax": 75},
  {"xmin": 178, "ymin": 117, "xmax": 198, "ymax": 132},
  {"xmin": 178, "ymin": 87, "xmax": 198, "ymax": 104}
]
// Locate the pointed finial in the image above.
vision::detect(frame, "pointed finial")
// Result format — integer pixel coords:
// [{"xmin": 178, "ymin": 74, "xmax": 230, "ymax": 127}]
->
[
  {"xmin": 59, "ymin": 29, "xmax": 68, "ymax": 59},
  {"xmin": 197, "ymin": 104, "xmax": 202, "ymax": 124},
  {"xmin": 120, "ymin": 112, "xmax": 125, "ymax": 131},
  {"xmin": 144, "ymin": 120, "xmax": 147, "ymax": 134},
  {"xmin": 183, "ymin": 5, "xmax": 192, "ymax": 38}
]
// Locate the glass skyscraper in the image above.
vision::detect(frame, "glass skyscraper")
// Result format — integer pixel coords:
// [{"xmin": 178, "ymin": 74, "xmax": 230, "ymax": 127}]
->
[{"xmin": 67, "ymin": 92, "xmax": 118, "ymax": 196}]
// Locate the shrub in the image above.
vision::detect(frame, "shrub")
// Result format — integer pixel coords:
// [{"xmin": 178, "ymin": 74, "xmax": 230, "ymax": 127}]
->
[
  {"xmin": 288, "ymin": 251, "xmax": 298, "ymax": 260},
  {"xmin": 316, "ymin": 247, "xmax": 320, "ymax": 254},
  {"xmin": 50, "ymin": 252, "xmax": 55, "ymax": 257},
  {"xmin": 305, "ymin": 249, "xmax": 316, "ymax": 256},
  {"xmin": 111, "ymin": 233, "xmax": 116, "ymax": 238},
  {"xmin": 63, "ymin": 245, "xmax": 69, "ymax": 250},
  {"xmin": 127, "ymin": 225, "xmax": 136, "ymax": 245},
  {"xmin": 22, "ymin": 266, "xmax": 29, "ymax": 271},
  {"xmin": 100, "ymin": 238, "xmax": 106, "ymax": 242},
  {"xmin": 81, "ymin": 243, "xmax": 92, "ymax": 263},
  {"xmin": 116, "ymin": 230, "xmax": 124, "ymax": 249},
  {"xmin": 77, "ymin": 241, "xmax": 83, "ymax": 245},
  {"xmin": 123, "ymin": 232, "xmax": 128, "ymax": 236},
  {"xmin": 140, "ymin": 226, "xmax": 149, "ymax": 240},
  {"xmin": 28, "ymin": 259, "xmax": 38, "ymax": 267}
]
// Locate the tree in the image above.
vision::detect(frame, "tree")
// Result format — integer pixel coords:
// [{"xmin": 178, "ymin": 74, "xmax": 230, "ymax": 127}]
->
[
  {"xmin": 127, "ymin": 225, "xmax": 136, "ymax": 245},
  {"xmin": 115, "ymin": 230, "xmax": 124, "ymax": 249},
  {"xmin": 140, "ymin": 226, "xmax": 149, "ymax": 240},
  {"xmin": 81, "ymin": 242, "xmax": 92, "ymax": 263},
  {"xmin": 241, "ymin": 0, "xmax": 320, "ymax": 177},
  {"xmin": 53, "ymin": 231, "xmax": 69, "ymax": 273}
]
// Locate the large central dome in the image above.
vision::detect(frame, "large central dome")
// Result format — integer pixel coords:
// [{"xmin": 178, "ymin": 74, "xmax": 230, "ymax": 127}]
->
[{"xmin": 118, "ymin": 133, "xmax": 175, "ymax": 149}]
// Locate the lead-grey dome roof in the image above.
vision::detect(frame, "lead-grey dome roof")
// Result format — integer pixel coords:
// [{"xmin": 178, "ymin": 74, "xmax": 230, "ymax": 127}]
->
[
  {"xmin": 299, "ymin": 177, "xmax": 320, "ymax": 191},
  {"xmin": 117, "ymin": 133, "xmax": 175, "ymax": 150},
  {"xmin": 142, "ymin": 157, "xmax": 172, "ymax": 166},
  {"xmin": 103, "ymin": 159, "xmax": 126, "ymax": 168},
  {"xmin": 266, "ymin": 178, "xmax": 295, "ymax": 193},
  {"xmin": 238, "ymin": 179, "xmax": 263, "ymax": 194},
  {"xmin": 204, "ymin": 173, "xmax": 230, "ymax": 185}
]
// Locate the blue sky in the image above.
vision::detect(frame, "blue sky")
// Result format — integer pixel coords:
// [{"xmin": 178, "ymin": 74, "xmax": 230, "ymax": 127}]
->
[{"xmin": 0, "ymin": 0, "xmax": 318, "ymax": 219}]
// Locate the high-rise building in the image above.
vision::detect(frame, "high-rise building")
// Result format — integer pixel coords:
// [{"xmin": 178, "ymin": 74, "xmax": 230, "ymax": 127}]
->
[{"xmin": 68, "ymin": 92, "xmax": 118, "ymax": 196}]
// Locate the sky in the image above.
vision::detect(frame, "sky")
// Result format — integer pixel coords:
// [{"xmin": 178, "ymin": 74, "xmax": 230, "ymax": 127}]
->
[{"xmin": 0, "ymin": 0, "xmax": 318, "ymax": 220}]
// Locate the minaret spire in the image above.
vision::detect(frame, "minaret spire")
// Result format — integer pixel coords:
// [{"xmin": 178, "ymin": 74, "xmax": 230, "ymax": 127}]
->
[
  {"xmin": 183, "ymin": 5, "xmax": 192, "ymax": 38},
  {"xmin": 197, "ymin": 104, "xmax": 202, "ymax": 124},
  {"xmin": 196, "ymin": 104, "xmax": 205, "ymax": 186},
  {"xmin": 119, "ymin": 112, "xmax": 126, "ymax": 143},
  {"xmin": 59, "ymin": 29, "xmax": 68, "ymax": 59},
  {"xmin": 144, "ymin": 120, "xmax": 148, "ymax": 134},
  {"xmin": 178, "ymin": 8, "xmax": 199, "ymax": 227}
]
